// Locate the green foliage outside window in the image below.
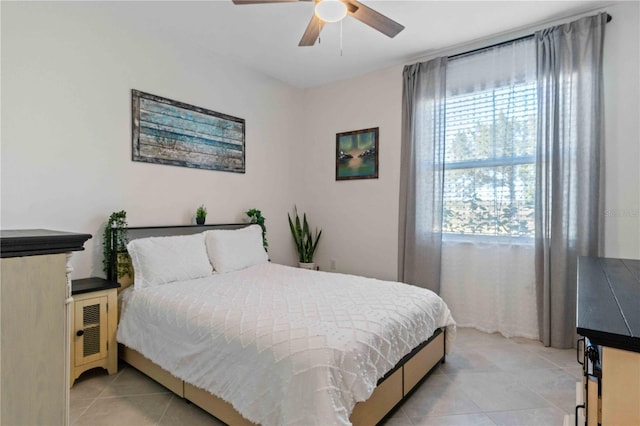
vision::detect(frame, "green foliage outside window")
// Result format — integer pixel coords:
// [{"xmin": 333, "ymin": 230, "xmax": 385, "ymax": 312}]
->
[{"xmin": 443, "ymin": 85, "xmax": 537, "ymax": 238}]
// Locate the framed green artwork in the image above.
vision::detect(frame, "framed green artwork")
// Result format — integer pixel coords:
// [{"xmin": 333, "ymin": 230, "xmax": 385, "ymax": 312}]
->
[{"xmin": 335, "ymin": 127, "xmax": 379, "ymax": 181}]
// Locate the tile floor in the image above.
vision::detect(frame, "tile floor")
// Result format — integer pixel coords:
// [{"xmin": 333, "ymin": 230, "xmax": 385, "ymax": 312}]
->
[{"xmin": 70, "ymin": 328, "xmax": 579, "ymax": 425}]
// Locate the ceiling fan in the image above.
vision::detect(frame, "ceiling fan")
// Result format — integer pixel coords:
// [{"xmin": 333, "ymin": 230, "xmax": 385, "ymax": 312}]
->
[{"xmin": 231, "ymin": 0, "xmax": 405, "ymax": 47}]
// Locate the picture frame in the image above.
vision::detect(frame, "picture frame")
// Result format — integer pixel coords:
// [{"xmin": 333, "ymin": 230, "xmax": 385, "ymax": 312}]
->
[
  {"xmin": 336, "ymin": 127, "xmax": 379, "ymax": 181},
  {"xmin": 132, "ymin": 90, "xmax": 245, "ymax": 173}
]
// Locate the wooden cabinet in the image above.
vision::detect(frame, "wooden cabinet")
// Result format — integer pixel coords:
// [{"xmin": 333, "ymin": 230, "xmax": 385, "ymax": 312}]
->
[
  {"xmin": 576, "ymin": 257, "xmax": 640, "ymax": 426},
  {"xmin": 0, "ymin": 229, "xmax": 91, "ymax": 426},
  {"xmin": 70, "ymin": 278, "xmax": 119, "ymax": 385},
  {"xmin": 601, "ymin": 347, "xmax": 640, "ymax": 425}
]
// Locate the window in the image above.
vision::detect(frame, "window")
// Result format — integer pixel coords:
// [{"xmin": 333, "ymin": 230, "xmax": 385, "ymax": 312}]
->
[{"xmin": 442, "ymin": 43, "xmax": 537, "ymax": 238}]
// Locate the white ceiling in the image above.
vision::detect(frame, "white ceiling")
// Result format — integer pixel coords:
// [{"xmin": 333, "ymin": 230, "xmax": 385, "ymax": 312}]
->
[{"xmin": 103, "ymin": 0, "xmax": 612, "ymax": 88}]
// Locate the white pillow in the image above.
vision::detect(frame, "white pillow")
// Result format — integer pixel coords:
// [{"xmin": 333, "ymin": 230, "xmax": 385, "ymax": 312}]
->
[
  {"xmin": 205, "ymin": 225, "xmax": 268, "ymax": 273},
  {"xmin": 127, "ymin": 233, "xmax": 213, "ymax": 289}
]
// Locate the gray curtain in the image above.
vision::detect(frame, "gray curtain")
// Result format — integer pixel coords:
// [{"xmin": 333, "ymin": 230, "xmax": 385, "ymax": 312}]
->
[
  {"xmin": 535, "ymin": 13, "xmax": 607, "ymax": 348},
  {"xmin": 398, "ymin": 57, "xmax": 447, "ymax": 293}
]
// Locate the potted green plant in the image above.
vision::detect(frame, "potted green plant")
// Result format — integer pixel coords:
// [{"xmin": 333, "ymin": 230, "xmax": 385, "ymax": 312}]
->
[
  {"xmin": 246, "ymin": 208, "xmax": 268, "ymax": 252},
  {"xmin": 102, "ymin": 210, "xmax": 131, "ymax": 281},
  {"xmin": 196, "ymin": 205, "xmax": 207, "ymax": 225},
  {"xmin": 288, "ymin": 206, "xmax": 322, "ymax": 270}
]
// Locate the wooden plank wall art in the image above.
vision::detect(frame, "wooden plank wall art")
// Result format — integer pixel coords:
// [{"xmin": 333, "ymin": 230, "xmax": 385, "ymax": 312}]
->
[{"xmin": 131, "ymin": 90, "xmax": 245, "ymax": 173}]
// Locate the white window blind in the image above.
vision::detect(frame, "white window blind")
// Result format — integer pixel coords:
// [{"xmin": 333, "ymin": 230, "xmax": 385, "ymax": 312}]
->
[{"xmin": 443, "ymin": 39, "xmax": 537, "ymax": 238}]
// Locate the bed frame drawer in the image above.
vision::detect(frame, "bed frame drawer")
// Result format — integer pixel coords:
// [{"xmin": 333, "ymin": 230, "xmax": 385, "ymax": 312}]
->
[
  {"xmin": 350, "ymin": 367, "xmax": 403, "ymax": 425},
  {"xmin": 121, "ymin": 331, "xmax": 446, "ymax": 426},
  {"xmin": 404, "ymin": 331, "xmax": 445, "ymax": 395}
]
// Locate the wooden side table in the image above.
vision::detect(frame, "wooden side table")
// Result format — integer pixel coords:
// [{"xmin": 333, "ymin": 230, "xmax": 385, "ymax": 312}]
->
[{"xmin": 70, "ymin": 277, "xmax": 120, "ymax": 386}]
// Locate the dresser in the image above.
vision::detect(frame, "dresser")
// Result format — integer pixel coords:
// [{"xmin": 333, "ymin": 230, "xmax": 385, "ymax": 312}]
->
[
  {"xmin": 1, "ymin": 229, "xmax": 91, "ymax": 426},
  {"xmin": 576, "ymin": 256, "xmax": 640, "ymax": 426}
]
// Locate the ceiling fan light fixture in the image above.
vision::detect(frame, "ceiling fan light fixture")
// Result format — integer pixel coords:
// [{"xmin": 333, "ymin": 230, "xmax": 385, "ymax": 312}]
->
[{"xmin": 314, "ymin": 0, "xmax": 348, "ymax": 23}]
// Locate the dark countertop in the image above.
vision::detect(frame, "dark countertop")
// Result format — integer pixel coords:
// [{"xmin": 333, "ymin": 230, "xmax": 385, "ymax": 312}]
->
[
  {"xmin": 577, "ymin": 256, "xmax": 640, "ymax": 353},
  {"xmin": 1, "ymin": 229, "xmax": 92, "ymax": 258},
  {"xmin": 72, "ymin": 277, "xmax": 120, "ymax": 295}
]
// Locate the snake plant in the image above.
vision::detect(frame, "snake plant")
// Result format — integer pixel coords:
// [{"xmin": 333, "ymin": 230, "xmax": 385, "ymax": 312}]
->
[{"xmin": 288, "ymin": 206, "xmax": 322, "ymax": 263}]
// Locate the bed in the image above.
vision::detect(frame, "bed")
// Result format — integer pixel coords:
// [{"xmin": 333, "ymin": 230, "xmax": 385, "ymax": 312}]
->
[{"xmin": 113, "ymin": 224, "xmax": 456, "ymax": 425}]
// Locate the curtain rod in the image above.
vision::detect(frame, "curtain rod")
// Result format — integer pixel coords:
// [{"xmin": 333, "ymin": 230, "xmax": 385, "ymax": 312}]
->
[{"xmin": 448, "ymin": 13, "xmax": 612, "ymax": 61}]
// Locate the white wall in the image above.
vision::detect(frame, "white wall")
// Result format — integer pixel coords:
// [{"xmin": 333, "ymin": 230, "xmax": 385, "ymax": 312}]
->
[
  {"xmin": 300, "ymin": 1, "xmax": 640, "ymax": 279},
  {"xmin": 602, "ymin": 1, "xmax": 640, "ymax": 259},
  {"xmin": 298, "ymin": 66, "xmax": 403, "ymax": 280},
  {"xmin": 1, "ymin": 2, "xmax": 302, "ymax": 278}
]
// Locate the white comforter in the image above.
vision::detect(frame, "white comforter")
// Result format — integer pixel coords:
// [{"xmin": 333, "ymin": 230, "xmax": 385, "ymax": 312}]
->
[{"xmin": 117, "ymin": 262, "xmax": 456, "ymax": 425}]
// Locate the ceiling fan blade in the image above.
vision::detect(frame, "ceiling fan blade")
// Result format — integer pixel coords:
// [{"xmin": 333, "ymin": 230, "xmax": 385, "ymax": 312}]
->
[
  {"xmin": 345, "ymin": 0, "xmax": 404, "ymax": 38},
  {"xmin": 232, "ymin": 0, "xmax": 304, "ymax": 4},
  {"xmin": 299, "ymin": 14, "xmax": 325, "ymax": 46}
]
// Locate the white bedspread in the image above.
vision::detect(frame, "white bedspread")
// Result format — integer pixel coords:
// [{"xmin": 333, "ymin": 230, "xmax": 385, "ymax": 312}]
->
[{"xmin": 117, "ymin": 262, "xmax": 456, "ymax": 426}]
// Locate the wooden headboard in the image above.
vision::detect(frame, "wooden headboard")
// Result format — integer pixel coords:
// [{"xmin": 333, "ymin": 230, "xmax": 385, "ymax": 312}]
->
[{"xmin": 109, "ymin": 223, "xmax": 250, "ymax": 290}]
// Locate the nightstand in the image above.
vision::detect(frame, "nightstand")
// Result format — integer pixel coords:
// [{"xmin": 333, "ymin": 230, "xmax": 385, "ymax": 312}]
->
[{"xmin": 70, "ymin": 277, "xmax": 120, "ymax": 386}]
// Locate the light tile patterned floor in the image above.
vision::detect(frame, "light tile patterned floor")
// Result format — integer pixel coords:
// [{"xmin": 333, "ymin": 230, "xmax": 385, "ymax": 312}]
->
[{"xmin": 70, "ymin": 328, "xmax": 578, "ymax": 425}]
